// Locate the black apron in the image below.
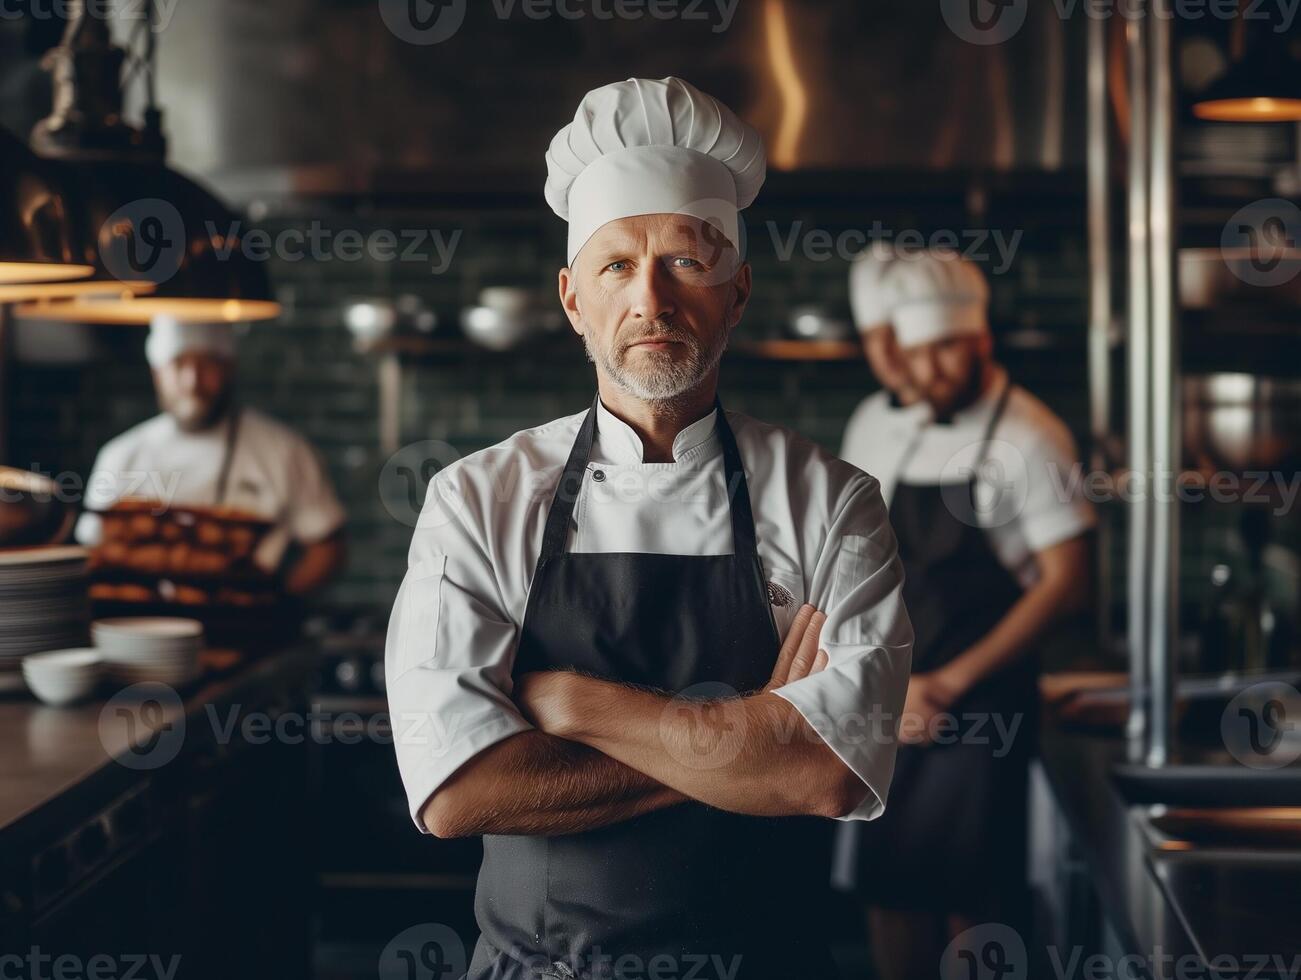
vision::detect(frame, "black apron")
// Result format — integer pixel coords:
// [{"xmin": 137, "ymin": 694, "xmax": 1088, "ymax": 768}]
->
[
  {"xmin": 467, "ymin": 394, "xmax": 838, "ymax": 980},
  {"xmin": 847, "ymin": 380, "xmax": 1036, "ymax": 918}
]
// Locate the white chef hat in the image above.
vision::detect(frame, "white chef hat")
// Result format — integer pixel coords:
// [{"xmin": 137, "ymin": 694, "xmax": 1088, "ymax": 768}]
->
[
  {"xmin": 867, "ymin": 250, "xmax": 990, "ymax": 349},
  {"xmin": 545, "ymin": 77, "xmax": 767, "ymax": 266},
  {"xmin": 848, "ymin": 242, "xmax": 904, "ymax": 332},
  {"xmin": 145, "ymin": 314, "xmax": 237, "ymax": 369}
]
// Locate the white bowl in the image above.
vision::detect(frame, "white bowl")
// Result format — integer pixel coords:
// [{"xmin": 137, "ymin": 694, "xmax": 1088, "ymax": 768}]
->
[{"xmin": 22, "ymin": 649, "xmax": 102, "ymax": 705}]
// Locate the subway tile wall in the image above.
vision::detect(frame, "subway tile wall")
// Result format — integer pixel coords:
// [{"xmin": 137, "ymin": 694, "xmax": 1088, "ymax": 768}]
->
[{"xmin": 11, "ymin": 191, "xmax": 1099, "ymax": 616}]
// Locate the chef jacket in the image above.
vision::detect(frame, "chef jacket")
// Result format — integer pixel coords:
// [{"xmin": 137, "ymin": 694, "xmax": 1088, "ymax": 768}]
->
[
  {"xmin": 385, "ymin": 397, "xmax": 914, "ymax": 833},
  {"xmin": 840, "ymin": 366, "xmax": 1096, "ymax": 588},
  {"xmin": 75, "ymin": 407, "xmax": 346, "ymax": 571}
]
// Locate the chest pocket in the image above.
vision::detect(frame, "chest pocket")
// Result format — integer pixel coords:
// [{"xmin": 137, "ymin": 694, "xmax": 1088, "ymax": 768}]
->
[
  {"xmin": 392, "ymin": 554, "xmax": 447, "ymax": 679},
  {"xmin": 829, "ymin": 534, "xmax": 873, "ymax": 645},
  {"xmin": 764, "ymin": 565, "xmax": 806, "ymax": 643}
]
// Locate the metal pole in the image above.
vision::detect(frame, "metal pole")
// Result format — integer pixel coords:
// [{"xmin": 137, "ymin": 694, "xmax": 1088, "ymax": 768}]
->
[
  {"xmin": 1087, "ymin": 12, "xmax": 1114, "ymax": 655},
  {"xmin": 1146, "ymin": 0, "xmax": 1180, "ymax": 767},
  {"xmin": 1125, "ymin": 4, "xmax": 1153, "ymax": 762}
]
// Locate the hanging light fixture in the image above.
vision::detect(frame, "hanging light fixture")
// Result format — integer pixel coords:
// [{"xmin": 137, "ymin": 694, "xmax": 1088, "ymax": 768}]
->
[
  {"xmin": 16, "ymin": 0, "xmax": 281, "ymax": 324},
  {"xmin": 0, "ymin": 128, "xmax": 93, "ymax": 286},
  {"xmin": 1192, "ymin": 5, "xmax": 1301, "ymax": 121}
]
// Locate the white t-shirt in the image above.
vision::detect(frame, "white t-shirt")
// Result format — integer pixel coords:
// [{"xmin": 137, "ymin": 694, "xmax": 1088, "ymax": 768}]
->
[
  {"xmin": 75, "ymin": 407, "xmax": 346, "ymax": 571},
  {"xmin": 839, "ymin": 367, "xmax": 1096, "ymax": 589},
  {"xmin": 384, "ymin": 398, "xmax": 915, "ymax": 832}
]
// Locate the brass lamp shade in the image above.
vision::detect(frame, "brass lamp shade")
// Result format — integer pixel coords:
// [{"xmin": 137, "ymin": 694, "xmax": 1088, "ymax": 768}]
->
[
  {"xmin": 15, "ymin": 159, "xmax": 280, "ymax": 324},
  {"xmin": 1193, "ymin": 60, "xmax": 1301, "ymax": 121},
  {"xmin": 0, "ymin": 128, "xmax": 93, "ymax": 286}
]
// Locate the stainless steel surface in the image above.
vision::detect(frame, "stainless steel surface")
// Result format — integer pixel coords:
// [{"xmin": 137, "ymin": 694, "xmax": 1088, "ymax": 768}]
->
[
  {"xmin": 1183, "ymin": 374, "xmax": 1301, "ymax": 472},
  {"xmin": 1146, "ymin": 0, "xmax": 1179, "ymax": 769},
  {"xmin": 1087, "ymin": 13, "xmax": 1115, "ymax": 653},
  {"xmin": 109, "ymin": 1, "xmax": 1088, "ymax": 198},
  {"xmin": 1126, "ymin": 7, "xmax": 1154, "ymax": 764}
]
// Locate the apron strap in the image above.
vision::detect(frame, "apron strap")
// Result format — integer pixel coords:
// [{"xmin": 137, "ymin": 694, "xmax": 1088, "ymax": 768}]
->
[
  {"xmin": 973, "ymin": 377, "xmax": 1015, "ymax": 471},
  {"xmin": 214, "ymin": 406, "xmax": 243, "ymax": 507},
  {"xmin": 538, "ymin": 393, "xmax": 758, "ymax": 561}
]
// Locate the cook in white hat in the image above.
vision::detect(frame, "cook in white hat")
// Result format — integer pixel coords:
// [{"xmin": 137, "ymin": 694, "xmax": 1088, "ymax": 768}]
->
[
  {"xmin": 384, "ymin": 77, "xmax": 913, "ymax": 979},
  {"xmin": 837, "ymin": 248, "xmax": 1096, "ymax": 976},
  {"xmin": 76, "ymin": 314, "xmax": 346, "ymax": 595},
  {"xmin": 849, "ymin": 243, "xmax": 921, "ymax": 407}
]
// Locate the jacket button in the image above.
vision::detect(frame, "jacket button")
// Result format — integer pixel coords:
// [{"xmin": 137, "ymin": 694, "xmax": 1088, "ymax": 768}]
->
[{"xmin": 591, "ymin": 469, "xmax": 606, "ymax": 482}]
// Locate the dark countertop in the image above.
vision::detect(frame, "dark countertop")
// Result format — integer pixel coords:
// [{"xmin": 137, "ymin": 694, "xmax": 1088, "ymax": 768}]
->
[
  {"xmin": 0, "ymin": 642, "xmax": 317, "ymax": 844},
  {"xmin": 1039, "ymin": 719, "xmax": 1301, "ymax": 980}
]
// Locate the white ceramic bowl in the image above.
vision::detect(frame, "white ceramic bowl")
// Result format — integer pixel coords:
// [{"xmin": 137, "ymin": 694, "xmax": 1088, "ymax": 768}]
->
[{"xmin": 22, "ymin": 648, "xmax": 103, "ymax": 705}]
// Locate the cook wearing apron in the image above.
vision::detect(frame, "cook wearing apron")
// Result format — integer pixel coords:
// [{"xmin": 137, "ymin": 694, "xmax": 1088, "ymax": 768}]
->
[
  {"xmin": 837, "ymin": 250, "xmax": 1095, "ymax": 977},
  {"xmin": 75, "ymin": 316, "xmax": 347, "ymax": 592},
  {"xmin": 385, "ymin": 78, "xmax": 914, "ymax": 980}
]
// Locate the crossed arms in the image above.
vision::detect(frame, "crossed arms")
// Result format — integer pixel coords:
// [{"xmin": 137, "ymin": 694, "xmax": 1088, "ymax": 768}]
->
[{"xmin": 420, "ymin": 606, "xmax": 870, "ymax": 838}]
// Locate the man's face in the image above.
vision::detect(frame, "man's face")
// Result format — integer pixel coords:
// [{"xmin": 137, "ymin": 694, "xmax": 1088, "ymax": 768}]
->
[
  {"xmin": 901, "ymin": 334, "xmax": 989, "ymax": 417},
  {"xmin": 153, "ymin": 351, "xmax": 234, "ymax": 431},
  {"xmin": 558, "ymin": 213, "xmax": 751, "ymax": 402},
  {"xmin": 861, "ymin": 325, "xmax": 919, "ymax": 405}
]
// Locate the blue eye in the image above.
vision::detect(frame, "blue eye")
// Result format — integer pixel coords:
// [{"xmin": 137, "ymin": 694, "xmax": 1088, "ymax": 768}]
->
[
  {"xmin": 673, "ymin": 257, "xmax": 699, "ymax": 269},
  {"xmin": 606, "ymin": 260, "xmax": 628, "ymax": 272}
]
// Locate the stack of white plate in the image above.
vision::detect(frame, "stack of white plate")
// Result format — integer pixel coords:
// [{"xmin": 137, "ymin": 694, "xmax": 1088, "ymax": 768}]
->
[
  {"xmin": 22, "ymin": 648, "xmax": 103, "ymax": 706},
  {"xmin": 0, "ymin": 546, "xmax": 91, "ymax": 692},
  {"xmin": 92, "ymin": 617, "xmax": 204, "ymax": 686}
]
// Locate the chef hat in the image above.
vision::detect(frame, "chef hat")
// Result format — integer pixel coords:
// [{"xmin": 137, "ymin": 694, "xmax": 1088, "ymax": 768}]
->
[
  {"xmin": 545, "ymin": 77, "xmax": 767, "ymax": 266},
  {"xmin": 849, "ymin": 243, "xmax": 904, "ymax": 332},
  {"xmin": 879, "ymin": 250, "xmax": 990, "ymax": 349},
  {"xmin": 145, "ymin": 314, "xmax": 237, "ymax": 369}
]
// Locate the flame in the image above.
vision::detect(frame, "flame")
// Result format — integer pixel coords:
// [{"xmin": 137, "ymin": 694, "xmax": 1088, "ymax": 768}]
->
[{"xmin": 764, "ymin": 0, "xmax": 807, "ymax": 170}]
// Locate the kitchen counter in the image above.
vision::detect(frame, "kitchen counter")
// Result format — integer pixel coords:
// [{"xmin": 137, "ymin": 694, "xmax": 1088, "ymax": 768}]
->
[
  {"xmin": 0, "ymin": 642, "xmax": 316, "ymax": 843},
  {"xmin": 0, "ymin": 642, "xmax": 317, "ymax": 979},
  {"xmin": 1038, "ymin": 718, "xmax": 1301, "ymax": 980}
]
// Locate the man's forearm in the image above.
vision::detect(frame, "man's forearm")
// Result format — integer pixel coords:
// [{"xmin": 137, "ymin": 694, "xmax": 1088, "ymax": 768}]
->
[
  {"xmin": 554, "ymin": 681, "xmax": 863, "ymax": 819},
  {"xmin": 423, "ymin": 729, "xmax": 686, "ymax": 838}
]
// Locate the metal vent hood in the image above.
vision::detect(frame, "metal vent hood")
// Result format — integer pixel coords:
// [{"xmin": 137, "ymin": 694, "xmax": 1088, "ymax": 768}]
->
[{"xmin": 135, "ymin": 0, "xmax": 1082, "ymax": 199}]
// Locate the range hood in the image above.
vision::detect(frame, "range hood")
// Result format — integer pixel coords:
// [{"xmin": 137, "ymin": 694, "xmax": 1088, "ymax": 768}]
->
[{"xmin": 133, "ymin": 0, "xmax": 1083, "ymax": 198}]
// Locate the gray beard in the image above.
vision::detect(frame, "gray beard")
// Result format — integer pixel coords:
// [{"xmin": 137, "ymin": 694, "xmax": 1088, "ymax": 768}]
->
[{"xmin": 583, "ymin": 322, "xmax": 728, "ymax": 402}]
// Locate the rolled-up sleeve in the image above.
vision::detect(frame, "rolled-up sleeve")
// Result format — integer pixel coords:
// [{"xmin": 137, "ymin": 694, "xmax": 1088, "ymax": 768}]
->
[
  {"xmin": 384, "ymin": 475, "xmax": 532, "ymax": 833},
  {"xmin": 771, "ymin": 475, "xmax": 913, "ymax": 822}
]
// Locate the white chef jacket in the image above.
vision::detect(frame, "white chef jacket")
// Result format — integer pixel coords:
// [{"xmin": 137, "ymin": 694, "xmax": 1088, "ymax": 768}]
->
[
  {"xmin": 385, "ymin": 397, "xmax": 914, "ymax": 833},
  {"xmin": 74, "ymin": 407, "xmax": 346, "ymax": 571},
  {"xmin": 839, "ymin": 367, "xmax": 1096, "ymax": 588}
]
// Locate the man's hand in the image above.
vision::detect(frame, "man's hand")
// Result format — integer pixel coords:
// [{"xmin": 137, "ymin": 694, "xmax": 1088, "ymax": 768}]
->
[
  {"xmin": 763, "ymin": 603, "xmax": 830, "ymax": 692},
  {"xmin": 898, "ymin": 671, "xmax": 962, "ymax": 746}
]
